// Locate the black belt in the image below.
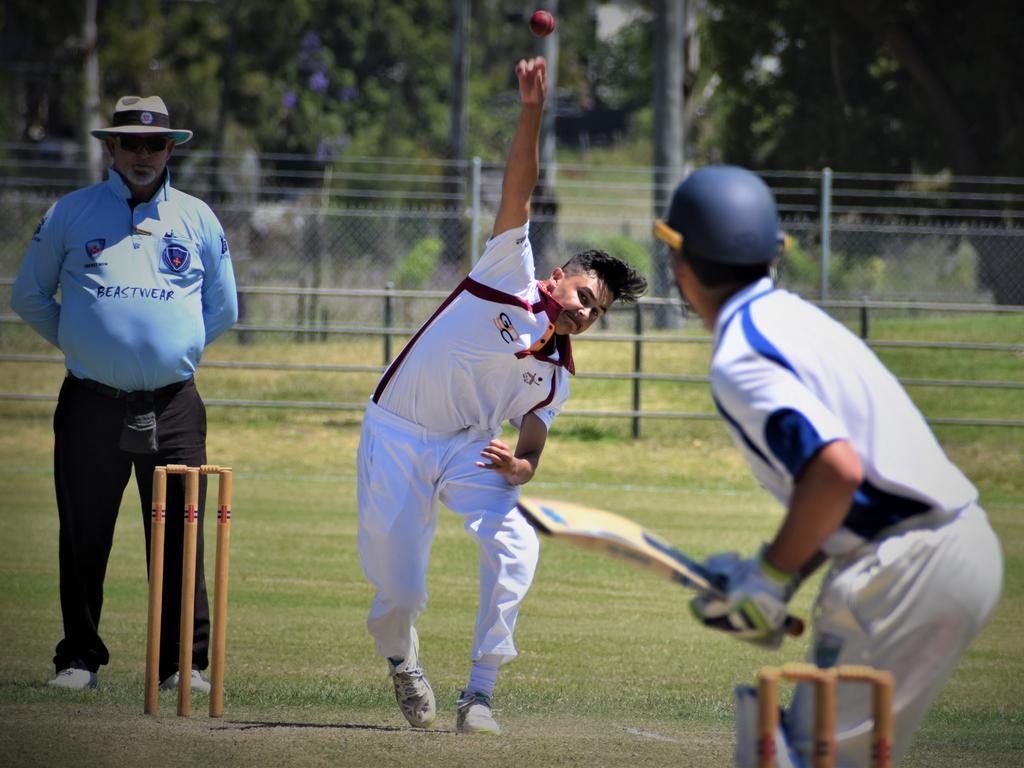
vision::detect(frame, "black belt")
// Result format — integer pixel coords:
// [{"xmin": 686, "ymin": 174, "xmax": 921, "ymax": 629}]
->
[{"xmin": 68, "ymin": 373, "xmax": 191, "ymax": 400}]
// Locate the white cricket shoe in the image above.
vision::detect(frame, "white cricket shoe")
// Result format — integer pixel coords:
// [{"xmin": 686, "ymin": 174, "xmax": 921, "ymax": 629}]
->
[
  {"xmin": 48, "ymin": 668, "xmax": 97, "ymax": 689},
  {"xmin": 455, "ymin": 689, "xmax": 501, "ymax": 735},
  {"xmin": 160, "ymin": 669, "xmax": 212, "ymax": 694},
  {"xmin": 388, "ymin": 631, "xmax": 436, "ymax": 728}
]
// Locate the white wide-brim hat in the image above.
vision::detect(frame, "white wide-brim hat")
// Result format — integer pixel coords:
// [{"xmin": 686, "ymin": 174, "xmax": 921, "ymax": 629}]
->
[{"xmin": 90, "ymin": 95, "xmax": 193, "ymax": 144}]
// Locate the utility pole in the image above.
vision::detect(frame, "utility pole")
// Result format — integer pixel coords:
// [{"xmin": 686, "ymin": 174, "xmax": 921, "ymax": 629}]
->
[
  {"xmin": 82, "ymin": 0, "xmax": 102, "ymax": 183},
  {"xmin": 446, "ymin": 0, "xmax": 470, "ymax": 269},
  {"xmin": 533, "ymin": 0, "xmax": 559, "ymax": 271},
  {"xmin": 652, "ymin": 0, "xmax": 686, "ymax": 327},
  {"xmin": 211, "ymin": 1, "xmax": 240, "ymax": 201}
]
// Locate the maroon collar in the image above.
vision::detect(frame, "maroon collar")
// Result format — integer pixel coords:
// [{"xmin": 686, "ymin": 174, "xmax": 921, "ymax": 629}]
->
[{"xmin": 514, "ymin": 282, "xmax": 575, "ymax": 375}]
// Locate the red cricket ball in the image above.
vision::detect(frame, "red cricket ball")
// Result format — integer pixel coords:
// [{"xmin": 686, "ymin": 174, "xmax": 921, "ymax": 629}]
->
[{"xmin": 529, "ymin": 10, "xmax": 556, "ymax": 37}]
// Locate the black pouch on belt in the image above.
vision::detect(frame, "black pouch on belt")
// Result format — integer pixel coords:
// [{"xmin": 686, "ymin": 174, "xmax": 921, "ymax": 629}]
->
[{"xmin": 119, "ymin": 393, "xmax": 159, "ymax": 453}]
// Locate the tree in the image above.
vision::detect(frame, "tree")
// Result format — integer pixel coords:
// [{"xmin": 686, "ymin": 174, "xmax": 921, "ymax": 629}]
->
[
  {"xmin": 702, "ymin": 0, "xmax": 1024, "ymax": 176},
  {"xmin": 702, "ymin": 0, "xmax": 1024, "ymax": 303}
]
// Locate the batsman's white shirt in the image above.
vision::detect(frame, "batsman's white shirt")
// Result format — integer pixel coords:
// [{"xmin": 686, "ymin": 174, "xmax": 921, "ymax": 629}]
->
[
  {"xmin": 358, "ymin": 223, "xmax": 570, "ymax": 666},
  {"xmin": 717, "ymin": 278, "xmax": 1003, "ymax": 767},
  {"xmin": 711, "ymin": 277, "xmax": 976, "ymax": 556}
]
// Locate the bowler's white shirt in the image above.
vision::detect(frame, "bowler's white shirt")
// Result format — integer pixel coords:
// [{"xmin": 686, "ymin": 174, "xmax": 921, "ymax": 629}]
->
[
  {"xmin": 711, "ymin": 278, "xmax": 976, "ymax": 554},
  {"xmin": 375, "ymin": 223, "xmax": 571, "ymax": 435}
]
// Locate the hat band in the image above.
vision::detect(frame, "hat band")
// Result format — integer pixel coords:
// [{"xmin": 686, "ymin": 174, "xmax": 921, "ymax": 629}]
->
[{"xmin": 112, "ymin": 110, "xmax": 171, "ymax": 129}]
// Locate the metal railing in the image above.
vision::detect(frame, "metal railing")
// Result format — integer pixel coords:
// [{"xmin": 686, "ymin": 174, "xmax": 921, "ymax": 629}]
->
[
  {"xmin": 2, "ymin": 285, "xmax": 1021, "ymax": 432},
  {"xmin": 4, "ymin": 146, "xmax": 1024, "ymax": 305}
]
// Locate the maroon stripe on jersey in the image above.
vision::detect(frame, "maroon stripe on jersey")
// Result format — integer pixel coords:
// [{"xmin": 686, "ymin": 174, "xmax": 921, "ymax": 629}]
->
[
  {"xmin": 462, "ymin": 277, "xmax": 534, "ymax": 310},
  {"xmin": 373, "ymin": 279, "xmax": 469, "ymax": 403},
  {"xmin": 529, "ymin": 374, "xmax": 559, "ymax": 413}
]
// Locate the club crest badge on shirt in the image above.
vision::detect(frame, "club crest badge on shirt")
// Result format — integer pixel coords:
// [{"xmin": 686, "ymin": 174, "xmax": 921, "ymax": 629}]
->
[
  {"xmin": 86, "ymin": 238, "xmax": 106, "ymax": 258},
  {"xmin": 162, "ymin": 243, "xmax": 191, "ymax": 272}
]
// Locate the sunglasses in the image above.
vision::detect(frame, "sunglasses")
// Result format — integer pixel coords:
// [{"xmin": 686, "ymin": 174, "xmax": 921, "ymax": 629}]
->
[{"xmin": 118, "ymin": 135, "xmax": 171, "ymax": 153}]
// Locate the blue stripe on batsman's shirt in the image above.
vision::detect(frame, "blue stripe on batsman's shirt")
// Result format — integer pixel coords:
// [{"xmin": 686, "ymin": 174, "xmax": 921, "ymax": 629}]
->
[{"xmin": 96, "ymin": 286, "xmax": 175, "ymax": 300}]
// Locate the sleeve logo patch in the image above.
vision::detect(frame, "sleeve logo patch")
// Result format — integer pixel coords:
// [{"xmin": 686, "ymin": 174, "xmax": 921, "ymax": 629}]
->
[
  {"xmin": 162, "ymin": 243, "xmax": 191, "ymax": 272},
  {"xmin": 86, "ymin": 238, "xmax": 106, "ymax": 258},
  {"xmin": 220, "ymin": 233, "xmax": 229, "ymax": 255}
]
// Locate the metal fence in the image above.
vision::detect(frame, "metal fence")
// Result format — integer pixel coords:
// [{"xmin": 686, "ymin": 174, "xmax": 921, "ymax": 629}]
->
[
  {"xmin": 2, "ymin": 281, "xmax": 1021, "ymax": 431},
  {"xmin": 1, "ymin": 144, "xmax": 1022, "ymax": 431},
  {"xmin": 3, "ymin": 143, "xmax": 1024, "ymax": 306}
]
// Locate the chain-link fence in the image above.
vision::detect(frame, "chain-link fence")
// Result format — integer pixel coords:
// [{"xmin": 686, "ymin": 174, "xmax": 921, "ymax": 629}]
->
[
  {"xmin": 3, "ymin": 144, "xmax": 1021, "ymax": 431},
  {"xmin": 768, "ymin": 169, "xmax": 1024, "ymax": 305},
  {"xmin": 3, "ymin": 143, "xmax": 1024, "ymax": 319}
]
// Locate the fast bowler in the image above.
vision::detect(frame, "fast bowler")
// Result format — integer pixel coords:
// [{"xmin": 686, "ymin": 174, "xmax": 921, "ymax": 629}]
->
[{"xmin": 356, "ymin": 57, "xmax": 646, "ymax": 735}]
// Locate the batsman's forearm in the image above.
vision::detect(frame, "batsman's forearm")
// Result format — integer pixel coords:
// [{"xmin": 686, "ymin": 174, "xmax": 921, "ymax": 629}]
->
[
  {"xmin": 798, "ymin": 551, "xmax": 829, "ymax": 581},
  {"xmin": 766, "ymin": 441, "xmax": 861, "ymax": 573}
]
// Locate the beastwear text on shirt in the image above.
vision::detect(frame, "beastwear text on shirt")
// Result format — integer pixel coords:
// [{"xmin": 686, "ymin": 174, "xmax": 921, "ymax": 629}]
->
[{"xmin": 96, "ymin": 286, "xmax": 175, "ymax": 300}]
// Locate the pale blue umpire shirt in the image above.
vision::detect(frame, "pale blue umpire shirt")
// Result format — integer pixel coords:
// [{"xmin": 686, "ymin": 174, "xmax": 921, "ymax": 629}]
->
[{"xmin": 11, "ymin": 169, "xmax": 238, "ymax": 391}]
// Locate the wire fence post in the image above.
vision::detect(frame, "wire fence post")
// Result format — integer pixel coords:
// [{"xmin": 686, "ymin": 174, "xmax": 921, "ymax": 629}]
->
[
  {"xmin": 632, "ymin": 301, "xmax": 643, "ymax": 439},
  {"xmin": 820, "ymin": 166, "xmax": 832, "ymax": 301},
  {"xmin": 296, "ymin": 277, "xmax": 306, "ymax": 343},
  {"xmin": 471, "ymin": 156, "xmax": 481, "ymax": 267},
  {"xmin": 860, "ymin": 296, "xmax": 869, "ymax": 340},
  {"xmin": 383, "ymin": 281, "xmax": 394, "ymax": 366}
]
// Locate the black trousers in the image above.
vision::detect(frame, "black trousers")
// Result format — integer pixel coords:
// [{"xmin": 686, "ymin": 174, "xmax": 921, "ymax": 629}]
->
[{"xmin": 52, "ymin": 375, "xmax": 210, "ymax": 679}]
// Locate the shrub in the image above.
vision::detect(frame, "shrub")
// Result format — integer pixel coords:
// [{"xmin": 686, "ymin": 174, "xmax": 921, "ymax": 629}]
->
[{"xmin": 391, "ymin": 236, "xmax": 442, "ymax": 289}]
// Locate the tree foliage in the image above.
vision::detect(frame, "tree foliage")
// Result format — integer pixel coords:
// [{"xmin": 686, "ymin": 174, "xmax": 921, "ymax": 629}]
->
[
  {"xmin": 703, "ymin": 0, "xmax": 1024, "ymax": 175},
  {"xmin": 2, "ymin": 0, "xmax": 1022, "ymax": 177}
]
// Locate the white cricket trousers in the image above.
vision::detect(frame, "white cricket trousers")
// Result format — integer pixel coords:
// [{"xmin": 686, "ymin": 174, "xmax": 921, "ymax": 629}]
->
[
  {"xmin": 787, "ymin": 503, "xmax": 1003, "ymax": 766},
  {"xmin": 356, "ymin": 400, "xmax": 540, "ymax": 666}
]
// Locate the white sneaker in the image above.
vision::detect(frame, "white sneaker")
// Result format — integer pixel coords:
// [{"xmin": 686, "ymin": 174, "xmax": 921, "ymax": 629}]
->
[
  {"xmin": 388, "ymin": 631, "xmax": 436, "ymax": 728},
  {"xmin": 48, "ymin": 668, "xmax": 97, "ymax": 689},
  {"xmin": 455, "ymin": 689, "xmax": 500, "ymax": 735},
  {"xmin": 159, "ymin": 669, "xmax": 212, "ymax": 694}
]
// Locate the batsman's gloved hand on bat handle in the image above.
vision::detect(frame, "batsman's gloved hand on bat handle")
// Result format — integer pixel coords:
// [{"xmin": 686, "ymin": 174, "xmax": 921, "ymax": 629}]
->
[{"xmin": 689, "ymin": 547, "xmax": 799, "ymax": 649}]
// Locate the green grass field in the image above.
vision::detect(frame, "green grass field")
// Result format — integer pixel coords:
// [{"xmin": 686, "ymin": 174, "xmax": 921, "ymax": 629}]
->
[{"xmin": 0, "ymin": 314, "xmax": 1021, "ymax": 767}]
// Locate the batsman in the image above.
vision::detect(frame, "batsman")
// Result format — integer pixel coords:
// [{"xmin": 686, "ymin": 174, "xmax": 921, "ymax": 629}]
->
[
  {"xmin": 654, "ymin": 166, "xmax": 1003, "ymax": 766},
  {"xmin": 355, "ymin": 56, "xmax": 646, "ymax": 735}
]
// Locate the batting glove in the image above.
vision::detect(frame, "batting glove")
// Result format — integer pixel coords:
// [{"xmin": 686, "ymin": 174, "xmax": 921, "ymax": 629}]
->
[{"xmin": 690, "ymin": 548, "xmax": 798, "ymax": 648}]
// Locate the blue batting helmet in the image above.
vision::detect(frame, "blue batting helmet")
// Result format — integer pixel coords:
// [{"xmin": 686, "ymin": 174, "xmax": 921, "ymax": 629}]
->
[{"xmin": 654, "ymin": 165, "xmax": 786, "ymax": 265}]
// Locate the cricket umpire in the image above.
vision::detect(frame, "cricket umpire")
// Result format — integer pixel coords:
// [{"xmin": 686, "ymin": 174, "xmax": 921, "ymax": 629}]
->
[
  {"xmin": 11, "ymin": 95, "xmax": 238, "ymax": 691},
  {"xmin": 654, "ymin": 166, "xmax": 1003, "ymax": 766}
]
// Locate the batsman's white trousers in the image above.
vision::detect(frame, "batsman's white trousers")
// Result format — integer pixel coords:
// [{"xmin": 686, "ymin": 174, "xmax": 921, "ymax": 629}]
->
[
  {"xmin": 356, "ymin": 400, "xmax": 540, "ymax": 666},
  {"xmin": 786, "ymin": 503, "xmax": 1003, "ymax": 766}
]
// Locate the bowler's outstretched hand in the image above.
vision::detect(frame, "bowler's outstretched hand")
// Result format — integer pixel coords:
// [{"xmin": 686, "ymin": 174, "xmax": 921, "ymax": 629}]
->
[{"xmin": 516, "ymin": 57, "xmax": 547, "ymax": 108}]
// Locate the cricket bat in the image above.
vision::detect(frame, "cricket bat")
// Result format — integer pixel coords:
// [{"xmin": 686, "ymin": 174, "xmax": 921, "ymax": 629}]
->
[{"xmin": 517, "ymin": 496, "xmax": 805, "ymax": 637}]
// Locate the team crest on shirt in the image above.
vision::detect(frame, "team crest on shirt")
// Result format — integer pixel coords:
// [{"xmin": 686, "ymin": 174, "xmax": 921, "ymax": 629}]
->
[
  {"xmin": 85, "ymin": 238, "xmax": 106, "ymax": 258},
  {"xmin": 162, "ymin": 243, "xmax": 190, "ymax": 272},
  {"xmin": 522, "ymin": 371, "xmax": 544, "ymax": 386}
]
